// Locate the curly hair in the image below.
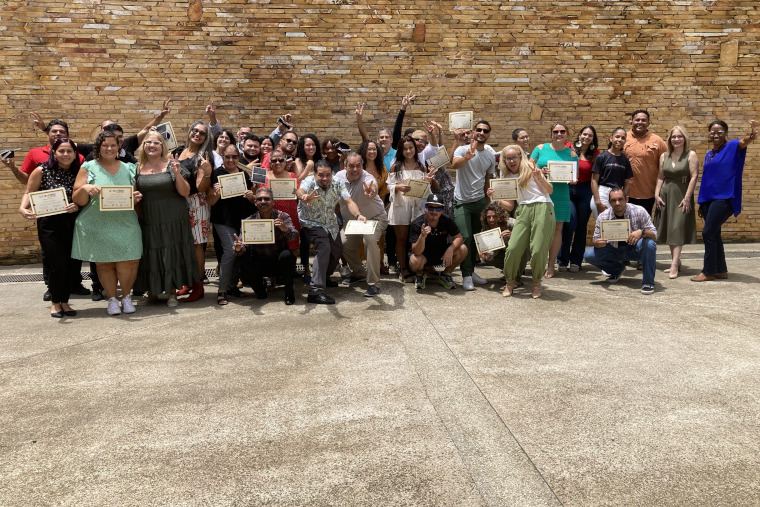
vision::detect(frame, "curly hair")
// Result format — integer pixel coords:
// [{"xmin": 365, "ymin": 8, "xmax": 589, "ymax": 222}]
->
[
  {"xmin": 296, "ymin": 134, "xmax": 322, "ymax": 165},
  {"xmin": 480, "ymin": 201, "xmax": 511, "ymax": 230},
  {"xmin": 92, "ymin": 131, "xmax": 120, "ymax": 161}
]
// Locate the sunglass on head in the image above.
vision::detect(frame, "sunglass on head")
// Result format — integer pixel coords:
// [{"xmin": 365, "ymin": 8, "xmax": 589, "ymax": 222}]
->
[
  {"xmin": 475, "ymin": 128, "xmax": 490, "ymax": 133},
  {"xmin": 427, "ymin": 206, "xmax": 444, "ymax": 212},
  {"xmin": 255, "ymin": 196, "xmax": 271, "ymax": 202},
  {"xmin": 191, "ymin": 128, "xmax": 207, "ymax": 137},
  {"xmin": 552, "ymin": 129, "xmax": 567, "ymax": 134},
  {"xmin": 223, "ymin": 155, "xmax": 238, "ymax": 160}
]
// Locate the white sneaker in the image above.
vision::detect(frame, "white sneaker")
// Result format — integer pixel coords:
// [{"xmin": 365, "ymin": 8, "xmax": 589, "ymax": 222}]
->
[
  {"xmin": 121, "ymin": 295, "xmax": 136, "ymax": 314},
  {"xmin": 167, "ymin": 295, "xmax": 178, "ymax": 308},
  {"xmin": 462, "ymin": 276, "xmax": 475, "ymax": 291},
  {"xmin": 471, "ymin": 272, "xmax": 487, "ymax": 285},
  {"xmin": 106, "ymin": 297, "xmax": 121, "ymax": 315},
  {"xmin": 569, "ymin": 264, "xmax": 580, "ymax": 273}
]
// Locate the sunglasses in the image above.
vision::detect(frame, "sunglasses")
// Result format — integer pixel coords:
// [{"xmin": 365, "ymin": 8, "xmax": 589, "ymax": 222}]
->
[
  {"xmin": 426, "ymin": 206, "xmax": 444, "ymax": 212},
  {"xmin": 475, "ymin": 128, "xmax": 490, "ymax": 133},
  {"xmin": 223, "ymin": 155, "xmax": 238, "ymax": 160},
  {"xmin": 191, "ymin": 128, "xmax": 207, "ymax": 137},
  {"xmin": 270, "ymin": 158, "xmax": 285, "ymax": 163},
  {"xmin": 255, "ymin": 196, "xmax": 272, "ymax": 202},
  {"xmin": 283, "ymin": 138, "xmax": 297, "ymax": 144},
  {"xmin": 552, "ymin": 129, "xmax": 567, "ymax": 134}
]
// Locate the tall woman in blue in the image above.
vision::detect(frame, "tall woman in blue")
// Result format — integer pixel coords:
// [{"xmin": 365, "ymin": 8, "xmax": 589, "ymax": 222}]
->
[{"xmin": 692, "ymin": 120, "xmax": 758, "ymax": 282}]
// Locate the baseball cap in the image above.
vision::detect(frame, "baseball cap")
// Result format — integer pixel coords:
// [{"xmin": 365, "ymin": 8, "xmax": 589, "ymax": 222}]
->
[{"xmin": 425, "ymin": 194, "xmax": 443, "ymax": 206}]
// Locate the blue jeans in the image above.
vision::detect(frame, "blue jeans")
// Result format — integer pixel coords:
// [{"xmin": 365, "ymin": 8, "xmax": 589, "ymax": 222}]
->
[
  {"xmin": 559, "ymin": 181, "xmax": 593, "ymax": 267},
  {"xmin": 699, "ymin": 199, "xmax": 734, "ymax": 276},
  {"xmin": 583, "ymin": 238, "xmax": 657, "ymax": 286}
]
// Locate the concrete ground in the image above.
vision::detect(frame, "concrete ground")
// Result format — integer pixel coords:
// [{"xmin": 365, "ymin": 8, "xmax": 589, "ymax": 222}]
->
[{"xmin": 1, "ymin": 243, "xmax": 759, "ymax": 506}]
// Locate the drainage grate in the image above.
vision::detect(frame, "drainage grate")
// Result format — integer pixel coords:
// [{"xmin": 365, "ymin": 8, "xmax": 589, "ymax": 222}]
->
[{"xmin": 0, "ymin": 265, "xmax": 307, "ymax": 284}]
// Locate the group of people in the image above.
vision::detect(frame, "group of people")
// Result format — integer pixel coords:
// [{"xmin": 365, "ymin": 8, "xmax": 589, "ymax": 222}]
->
[{"xmin": 4, "ymin": 96, "xmax": 756, "ymax": 316}]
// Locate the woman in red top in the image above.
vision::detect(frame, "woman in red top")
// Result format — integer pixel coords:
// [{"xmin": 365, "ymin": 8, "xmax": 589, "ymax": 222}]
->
[
  {"xmin": 265, "ymin": 149, "xmax": 301, "ymax": 253},
  {"xmin": 558, "ymin": 125, "xmax": 600, "ymax": 272}
]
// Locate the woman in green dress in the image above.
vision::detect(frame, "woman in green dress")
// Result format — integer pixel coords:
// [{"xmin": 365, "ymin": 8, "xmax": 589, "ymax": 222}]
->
[
  {"xmin": 133, "ymin": 132, "xmax": 199, "ymax": 307},
  {"xmin": 72, "ymin": 131, "xmax": 143, "ymax": 316},
  {"xmin": 654, "ymin": 126, "xmax": 698, "ymax": 279}
]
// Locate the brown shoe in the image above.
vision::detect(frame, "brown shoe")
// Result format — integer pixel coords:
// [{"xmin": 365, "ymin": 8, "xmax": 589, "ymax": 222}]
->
[
  {"xmin": 691, "ymin": 273, "xmax": 715, "ymax": 282},
  {"xmin": 715, "ymin": 272, "xmax": 728, "ymax": 279}
]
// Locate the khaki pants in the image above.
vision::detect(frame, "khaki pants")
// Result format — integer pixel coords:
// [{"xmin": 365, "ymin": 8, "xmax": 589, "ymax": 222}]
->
[
  {"xmin": 340, "ymin": 214, "xmax": 388, "ymax": 285},
  {"xmin": 504, "ymin": 202, "xmax": 555, "ymax": 282}
]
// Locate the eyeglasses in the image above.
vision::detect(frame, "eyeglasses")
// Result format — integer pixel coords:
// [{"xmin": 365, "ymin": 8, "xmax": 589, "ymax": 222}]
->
[
  {"xmin": 223, "ymin": 155, "xmax": 238, "ymax": 160},
  {"xmin": 709, "ymin": 131, "xmax": 725, "ymax": 136},
  {"xmin": 426, "ymin": 206, "xmax": 444, "ymax": 212},
  {"xmin": 270, "ymin": 158, "xmax": 285, "ymax": 163},
  {"xmin": 255, "ymin": 196, "xmax": 272, "ymax": 202},
  {"xmin": 504, "ymin": 156, "xmax": 520, "ymax": 162},
  {"xmin": 670, "ymin": 135, "xmax": 684, "ymax": 139},
  {"xmin": 144, "ymin": 141, "xmax": 162, "ymax": 146},
  {"xmin": 552, "ymin": 129, "xmax": 567, "ymax": 134},
  {"xmin": 413, "ymin": 138, "xmax": 429, "ymax": 145},
  {"xmin": 191, "ymin": 128, "xmax": 207, "ymax": 137},
  {"xmin": 283, "ymin": 138, "xmax": 297, "ymax": 144},
  {"xmin": 475, "ymin": 128, "xmax": 490, "ymax": 133}
]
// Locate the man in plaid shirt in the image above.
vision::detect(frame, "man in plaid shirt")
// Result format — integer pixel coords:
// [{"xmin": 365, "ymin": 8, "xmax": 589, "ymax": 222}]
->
[{"xmin": 584, "ymin": 186, "xmax": 658, "ymax": 294}]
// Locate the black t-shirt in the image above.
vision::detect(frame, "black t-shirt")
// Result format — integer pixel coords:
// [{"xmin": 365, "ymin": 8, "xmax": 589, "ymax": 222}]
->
[
  {"xmin": 409, "ymin": 213, "xmax": 460, "ymax": 254},
  {"xmin": 592, "ymin": 151, "xmax": 633, "ymax": 188},
  {"xmin": 210, "ymin": 167, "xmax": 256, "ymax": 228}
]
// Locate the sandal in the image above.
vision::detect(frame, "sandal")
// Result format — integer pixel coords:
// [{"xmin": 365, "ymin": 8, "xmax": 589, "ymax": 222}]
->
[
  {"xmin": 532, "ymin": 282, "xmax": 542, "ymax": 299},
  {"xmin": 217, "ymin": 292, "xmax": 228, "ymax": 306},
  {"xmin": 502, "ymin": 282, "xmax": 517, "ymax": 297}
]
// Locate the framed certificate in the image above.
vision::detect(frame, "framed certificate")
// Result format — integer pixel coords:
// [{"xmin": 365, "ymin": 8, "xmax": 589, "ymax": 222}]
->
[
  {"xmin": 404, "ymin": 179, "xmax": 429, "ymax": 199},
  {"xmin": 270, "ymin": 178, "xmax": 297, "ymax": 200},
  {"xmin": 241, "ymin": 219, "xmax": 275, "ymax": 244},
  {"xmin": 489, "ymin": 178, "xmax": 518, "ymax": 200},
  {"xmin": 155, "ymin": 122, "xmax": 178, "ymax": 151},
  {"xmin": 218, "ymin": 172, "xmax": 248, "ymax": 199},
  {"xmin": 100, "ymin": 185, "xmax": 134, "ymax": 211},
  {"xmin": 547, "ymin": 161, "xmax": 577, "ymax": 183},
  {"xmin": 474, "ymin": 227, "xmax": 506, "ymax": 255},
  {"xmin": 600, "ymin": 219, "xmax": 631, "ymax": 241},
  {"xmin": 449, "ymin": 111, "xmax": 473, "ymax": 132},
  {"xmin": 29, "ymin": 188, "xmax": 69, "ymax": 217},
  {"xmin": 344, "ymin": 220, "xmax": 378, "ymax": 235},
  {"xmin": 427, "ymin": 146, "xmax": 449, "ymax": 169}
]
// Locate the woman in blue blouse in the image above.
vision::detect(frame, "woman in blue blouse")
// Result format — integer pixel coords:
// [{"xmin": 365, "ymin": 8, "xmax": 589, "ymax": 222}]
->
[{"xmin": 692, "ymin": 119, "xmax": 758, "ymax": 281}]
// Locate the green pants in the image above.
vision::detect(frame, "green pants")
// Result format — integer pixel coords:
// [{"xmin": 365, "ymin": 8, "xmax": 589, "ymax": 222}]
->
[
  {"xmin": 454, "ymin": 198, "xmax": 487, "ymax": 277},
  {"xmin": 503, "ymin": 202, "xmax": 555, "ymax": 282}
]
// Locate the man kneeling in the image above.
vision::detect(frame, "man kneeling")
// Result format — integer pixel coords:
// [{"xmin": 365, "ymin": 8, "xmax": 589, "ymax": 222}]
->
[
  {"xmin": 409, "ymin": 194, "xmax": 468, "ymax": 290},
  {"xmin": 233, "ymin": 187, "xmax": 298, "ymax": 305},
  {"xmin": 583, "ymin": 186, "xmax": 657, "ymax": 295}
]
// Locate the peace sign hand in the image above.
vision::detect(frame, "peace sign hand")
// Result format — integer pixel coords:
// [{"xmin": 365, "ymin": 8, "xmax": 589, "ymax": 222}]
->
[
  {"xmin": 170, "ymin": 154, "xmax": 182, "ymax": 175},
  {"xmin": 31, "ymin": 112, "xmax": 45, "ymax": 131},
  {"xmin": 199, "ymin": 153, "xmax": 212, "ymax": 175},
  {"xmin": 355, "ymin": 102, "xmax": 365, "ymax": 119},
  {"xmin": 363, "ymin": 180, "xmax": 376, "ymax": 197},
  {"xmin": 302, "ymin": 188, "xmax": 321, "ymax": 205},
  {"xmin": 158, "ymin": 99, "xmax": 171, "ymax": 119}
]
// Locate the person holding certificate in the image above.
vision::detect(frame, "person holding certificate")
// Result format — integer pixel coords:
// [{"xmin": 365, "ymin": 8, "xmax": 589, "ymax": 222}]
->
[
  {"xmin": 18, "ymin": 138, "xmax": 82, "ymax": 317},
  {"xmin": 502, "ymin": 145, "xmax": 555, "ymax": 299},
  {"xmin": 71, "ymin": 131, "xmax": 143, "ymax": 315},
  {"xmin": 132, "ymin": 133, "xmax": 198, "ymax": 307},
  {"xmin": 559, "ymin": 126, "xmax": 601, "ymax": 273},
  {"xmin": 205, "ymin": 144, "xmax": 256, "ymax": 306},
  {"xmin": 591, "ymin": 127, "xmax": 634, "ymax": 219},
  {"xmin": 265, "ymin": 149, "xmax": 301, "ymax": 253},
  {"xmin": 530, "ymin": 122, "xmax": 578, "ymax": 279},
  {"xmin": 692, "ymin": 119, "xmax": 758, "ymax": 282},
  {"xmin": 234, "ymin": 187, "xmax": 298, "ymax": 305},
  {"xmin": 583, "ymin": 186, "xmax": 658, "ymax": 294},
  {"xmin": 476, "ymin": 202, "xmax": 516, "ymax": 279},
  {"xmin": 387, "ymin": 136, "xmax": 439, "ymax": 282},
  {"xmin": 335, "ymin": 152, "xmax": 389, "ymax": 297},
  {"xmin": 173, "ymin": 121, "xmax": 215, "ymax": 302}
]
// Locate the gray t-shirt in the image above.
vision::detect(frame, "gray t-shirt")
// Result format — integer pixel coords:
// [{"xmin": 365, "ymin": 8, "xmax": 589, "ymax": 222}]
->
[
  {"xmin": 335, "ymin": 169, "xmax": 387, "ymax": 220},
  {"xmin": 453, "ymin": 145, "xmax": 496, "ymax": 203}
]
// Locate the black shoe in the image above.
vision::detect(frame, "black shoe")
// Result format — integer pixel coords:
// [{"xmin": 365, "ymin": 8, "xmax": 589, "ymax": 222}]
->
[
  {"xmin": 50, "ymin": 311, "xmax": 63, "ymax": 318},
  {"xmin": 307, "ymin": 293, "xmax": 335, "ymax": 305},
  {"xmin": 341, "ymin": 276, "xmax": 366, "ymax": 286},
  {"xmin": 254, "ymin": 291, "xmax": 268, "ymax": 300},
  {"xmin": 43, "ymin": 290, "xmax": 52, "ymax": 301},
  {"xmin": 91, "ymin": 290, "xmax": 104, "ymax": 302},
  {"xmin": 71, "ymin": 284, "xmax": 91, "ymax": 296},
  {"xmin": 326, "ymin": 279, "xmax": 339, "ymax": 288},
  {"xmin": 284, "ymin": 294, "xmax": 296, "ymax": 305},
  {"xmin": 63, "ymin": 309, "xmax": 77, "ymax": 317},
  {"xmin": 227, "ymin": 286, "xmax": 246, "ymax": 298}
]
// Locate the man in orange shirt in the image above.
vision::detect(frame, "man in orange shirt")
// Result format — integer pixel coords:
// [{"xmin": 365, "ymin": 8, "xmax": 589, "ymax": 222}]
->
[{"xmin": 623, "ymin": 109, "xmax": 667, "ymax": 215}]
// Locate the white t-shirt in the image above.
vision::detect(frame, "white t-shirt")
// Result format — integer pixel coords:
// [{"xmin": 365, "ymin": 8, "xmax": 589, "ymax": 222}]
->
[{"xmin": 517, "ymin": 176, "xmax": 553, "ymax": 205}]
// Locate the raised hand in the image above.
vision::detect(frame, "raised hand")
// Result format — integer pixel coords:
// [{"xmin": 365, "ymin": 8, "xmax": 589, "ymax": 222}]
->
[
  {"xmin": 302, "ymin": 188, "xmax": 321, "ymax": 205},
  {"xmin": 401, "ymin": 91, "xmax": 417, "ymax": 109},
  {"xmin": 170, "ymin": 154, "xmax": 182, "ymax": 176},
  {"xmin": 355, "ymin": 102, "xmax": 365, "ymax": 119},
  {"xmin": 363, "ymin": 180, "xmax": 376, "ymax": 197},
  {"xmin": 425, "ymin": 162, "xmax": 438, "ymax": 181},
  {"xmin": 424, "ymin": 120, "xmax": 435, "ymax": 134},
  {"xmin": 31, "ymin": 112, "xmax": 46, "ymax": 131},
  {"xmin": 465, "ymin": 140, "xmax": 477, "ymax": 160},
  {"xmin": 158, "ymin": 99, "xmax": 171, "ymax": 119},
  {"xmin": 199, "ymin": 153, "xmax": 212, "ymax": 176}
]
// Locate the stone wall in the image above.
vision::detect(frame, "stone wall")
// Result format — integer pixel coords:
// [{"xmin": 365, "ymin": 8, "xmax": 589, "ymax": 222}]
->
[{"xmin": 1, "ymin": 0, "xmax": 758, "ymax": 263}]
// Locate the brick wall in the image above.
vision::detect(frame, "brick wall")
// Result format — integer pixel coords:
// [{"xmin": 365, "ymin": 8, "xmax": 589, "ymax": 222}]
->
[{"xmin": 1, "ymin": 0, "xmax": 758, "ymax": 263}]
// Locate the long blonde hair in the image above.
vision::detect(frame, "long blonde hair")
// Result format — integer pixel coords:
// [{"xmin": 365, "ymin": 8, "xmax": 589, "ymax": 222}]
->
[
  {"xmin": 667, "ymin": 125, "xmax": 691, "ymax": 153},
  {"xmin": 136, "ymin": 132, "xmax": 169, "ymax": 166},
  {"xmin": 502, "ymin": 144, "xmax": 533, "ymax": 188}
]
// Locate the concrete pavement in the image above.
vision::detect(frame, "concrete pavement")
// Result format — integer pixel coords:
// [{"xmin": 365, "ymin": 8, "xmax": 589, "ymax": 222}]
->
[{"xmin": 1, "ymin": 243, "xmax": 758, "ymax": 506}]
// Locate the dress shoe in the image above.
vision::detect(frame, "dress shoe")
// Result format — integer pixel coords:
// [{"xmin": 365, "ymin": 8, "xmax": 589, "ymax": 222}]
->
[
  {"xmin": 284, "ymin": 293, "xmax": 296, "ymax": 305},
  {"xmin": 50, "ymin": 310, "xmax": 63, "ymax": 318},
  {"xmin": 691, "ymin": 273, "xmax": 715, "ymax": 282},
  {"xmin": 307, "ymin": 293, "xmax": 335, "ymax": 305},
  {"xmin": 71, "ymin": 284, "xmax": 91, "ymax": 296},
  {"xmin": 715, "ymin": 272, "xmax": 728, "ymax": 279},
  {"xmin": 43, "ymin": 290, "xmax": 52, "ymax": 301},
  {"xmin": 326, "ymin": 279, "xmax": 339, "ymax": 288}
]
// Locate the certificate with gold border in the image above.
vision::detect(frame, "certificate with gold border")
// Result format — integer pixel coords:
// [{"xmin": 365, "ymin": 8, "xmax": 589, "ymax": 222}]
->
[
  {"xmin": 449, "ymin": 111, "xmax": 473, "ymax": 132},
  {"xmin": 218, "ymin": 172, "xmax": 248, "ymax": 199},
  {"xmin": 547, "ymin": 161, "xmax": 577, "ymax": 183},
  {"xmin": 344, "ymin": 220, "xmax": 378, "ymax": 235},
  {"xmin": 474, "ymin": 227, "xmax": 505, "ymax": 255},
  {"xmin": 600, "ymin": 219, "xmax": 631, "ymax": 242},
  {"xmin": 404, "ymin": 179, "xmax": 429, "ymax": 199},
  {"xmin": 29, "ymin": 188, "xmax": 69, "ymax": 217},
  {"xmin": 241, "ymin": 219, "xmax": 275, "ymax": 244},
  {"xmin": 270, "ymin": 178, "xmax": 298, "ymax": 200},
  {"xmin": 489, "ymin": 178, "xmax": 518, "ymax": 200},
  {"xmin": 100, "ymin": 185, "xmax": 134, "ymax": 211}
]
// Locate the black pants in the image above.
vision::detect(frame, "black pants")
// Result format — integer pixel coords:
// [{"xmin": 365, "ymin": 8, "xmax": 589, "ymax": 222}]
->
[
  {"xmin": 239, "ymin": 250, "xmax": 295, "ymax": 299},
  {"xmin": 628, "ymin": 197, "xmax": 655, "ymax": 216},
  {"xmin": 37, "ymin": 214, "xmax": 82, "ymax": 304}
]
